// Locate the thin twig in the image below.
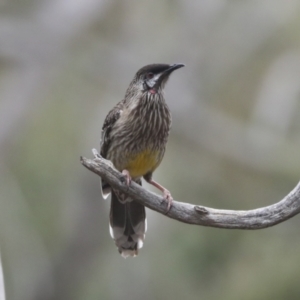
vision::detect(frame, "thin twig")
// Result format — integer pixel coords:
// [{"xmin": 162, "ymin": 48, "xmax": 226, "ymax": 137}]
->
[{"xmin": 80, "ymin": 150, "xmax": 300, "ymax": 229}]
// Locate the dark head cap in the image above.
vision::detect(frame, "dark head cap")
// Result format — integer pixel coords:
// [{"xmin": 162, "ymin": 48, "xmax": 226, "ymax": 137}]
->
[{"xmin": 135, "ymin": 63, "xmax": 185, "ymax": 93}]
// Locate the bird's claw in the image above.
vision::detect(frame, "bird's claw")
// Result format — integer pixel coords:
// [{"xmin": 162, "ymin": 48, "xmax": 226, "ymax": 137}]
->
[
  {"xmin": 116, "ymin": 170, "xmax": 132, "ymax": 203},
  {"xmin": 121, "ymin": 169, "xmax": 131, "ymax": 187}
]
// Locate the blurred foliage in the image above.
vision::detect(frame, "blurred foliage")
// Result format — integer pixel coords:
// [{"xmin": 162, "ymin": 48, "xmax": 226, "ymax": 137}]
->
[{"xmin": 0, "ymin": 0, "xmax": 300, "ymax": 299}]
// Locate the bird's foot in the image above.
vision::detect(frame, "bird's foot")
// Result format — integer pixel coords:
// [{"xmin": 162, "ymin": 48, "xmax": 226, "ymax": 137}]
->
[
  {"xmin": 116, "ymin": 169, "xmax": 131, "ymax": 203},
  {"xmin": 121, "ymin": 169, "xmax": 131, "ymax": 186},
  {"xmin": 146, "ymin": 178, "xmax": 173, "ymax": 213}
]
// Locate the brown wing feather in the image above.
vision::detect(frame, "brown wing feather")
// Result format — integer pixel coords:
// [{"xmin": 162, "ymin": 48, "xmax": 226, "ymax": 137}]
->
[
  {"xmin": 100, "ymin": 99, "xmax": 125, "ymax": 158},
  {"xmin": 100, "ymin": 99, "xmax": 125, "ymax": 199}
]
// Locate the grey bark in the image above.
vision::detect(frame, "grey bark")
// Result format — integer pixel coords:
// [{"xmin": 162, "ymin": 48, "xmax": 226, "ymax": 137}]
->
[{"xmin": 80, "ymin": 150, "xmax": 300, "ymax": 229}]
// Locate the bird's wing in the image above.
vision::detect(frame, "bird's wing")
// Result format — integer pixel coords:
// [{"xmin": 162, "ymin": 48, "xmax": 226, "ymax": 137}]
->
[
  {"xmin": 100, "ymin": 99, "xmax": 125, "ymax": 158},
  {"xmin": 100, "ymin": 99, "xmax": 125, "ymax": 199}
]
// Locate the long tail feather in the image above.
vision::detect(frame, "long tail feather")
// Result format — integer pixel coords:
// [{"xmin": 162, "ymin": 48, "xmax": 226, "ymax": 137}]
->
[{"xmin": 109, "ymin": 180, "xmax": 146, "ymax": 258}]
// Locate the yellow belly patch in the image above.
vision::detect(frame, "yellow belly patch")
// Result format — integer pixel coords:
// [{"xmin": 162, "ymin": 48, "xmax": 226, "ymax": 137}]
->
[{"xmin": 125, "ymin": 150, "xmax": 159, "ymax": 178}]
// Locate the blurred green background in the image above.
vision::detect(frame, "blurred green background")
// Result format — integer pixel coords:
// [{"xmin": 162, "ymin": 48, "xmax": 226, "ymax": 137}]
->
[{"xmin": 1, "ymin": 1, "xmax": 300, "ymax": 299}]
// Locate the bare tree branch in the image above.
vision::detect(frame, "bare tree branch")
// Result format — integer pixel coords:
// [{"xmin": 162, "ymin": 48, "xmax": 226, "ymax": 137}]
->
[{"xmin": 80, "ymin": 150, "xmax": 300, "ymax": 229}]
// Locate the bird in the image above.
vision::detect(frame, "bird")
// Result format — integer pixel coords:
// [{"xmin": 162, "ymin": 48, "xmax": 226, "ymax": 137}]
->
[{"xmin": 100, "ymin": 63, "xmax": 185, "ymax": 258}]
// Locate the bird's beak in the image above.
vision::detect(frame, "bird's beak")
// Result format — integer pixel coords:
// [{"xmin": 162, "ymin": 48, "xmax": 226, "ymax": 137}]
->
[{"xmin": 153, "ymin": 63, "xmax": 185, "ymax": 90}]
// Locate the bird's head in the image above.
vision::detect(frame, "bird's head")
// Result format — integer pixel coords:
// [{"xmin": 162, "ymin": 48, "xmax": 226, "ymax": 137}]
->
[{"xmin": 128, "ymin": 63, "xmax": 185, "ymax": 96}]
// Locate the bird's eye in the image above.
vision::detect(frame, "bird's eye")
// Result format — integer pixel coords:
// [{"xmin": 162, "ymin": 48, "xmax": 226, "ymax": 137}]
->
[{"xmin": 147, "ymin": 73, "xmax": 154, "ymax": 79}]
